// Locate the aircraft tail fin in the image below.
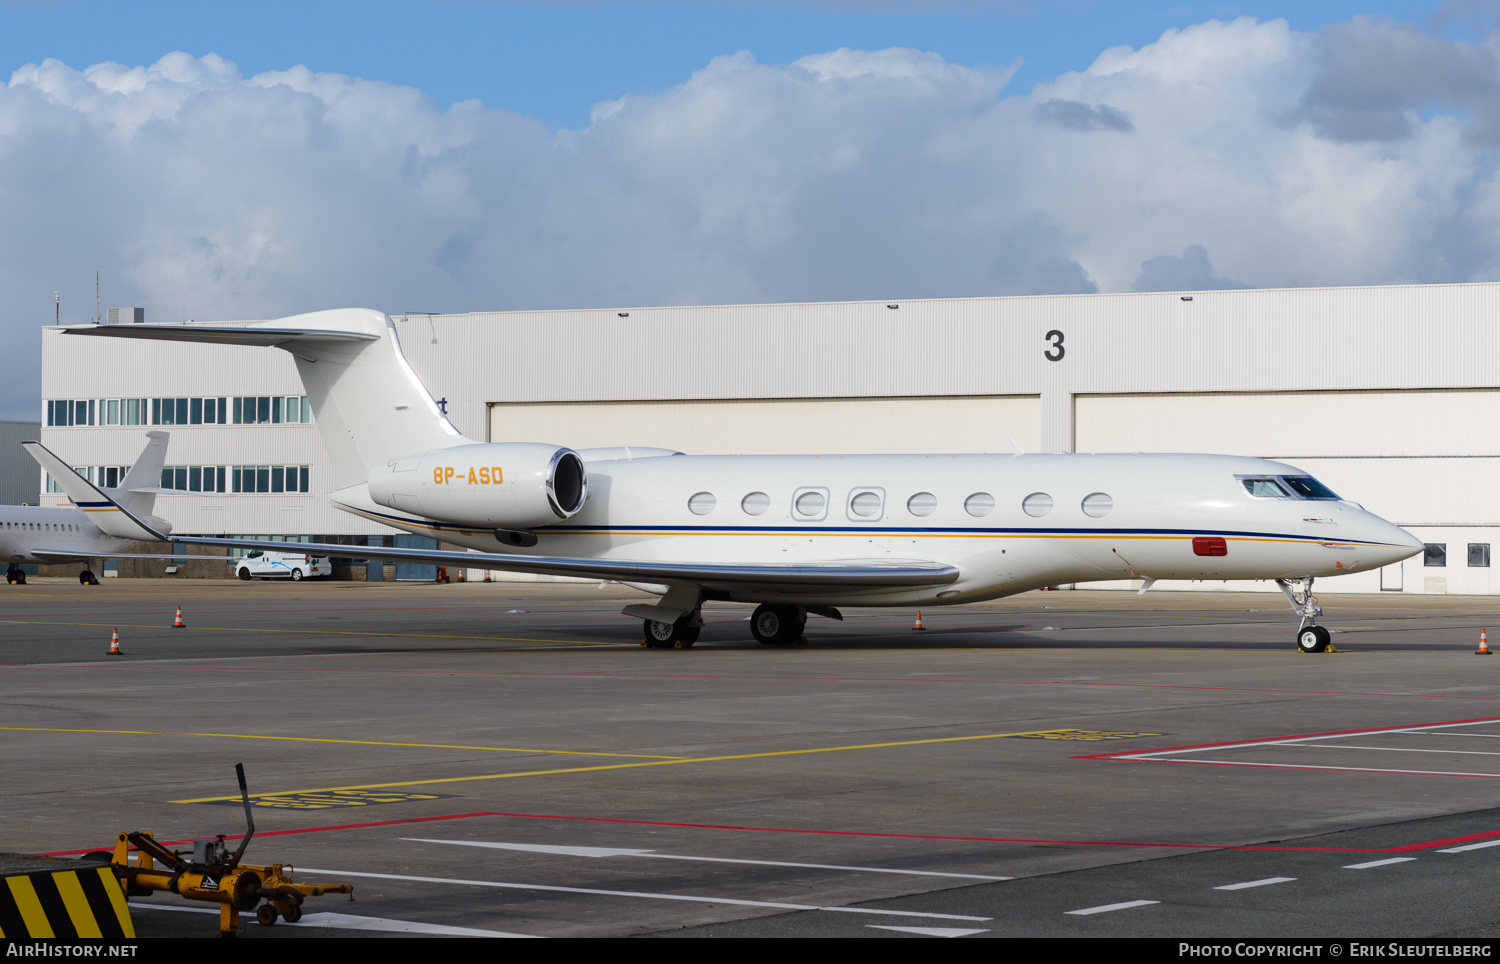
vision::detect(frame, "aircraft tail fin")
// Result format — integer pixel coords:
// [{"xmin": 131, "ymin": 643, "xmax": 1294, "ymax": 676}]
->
[
  {"xmin": 64, "ymin": 309, "xmax": 468, "ymax": 488},
  {"xmin": 23, "ymin": 433, "xmax": 173, "ymax": 542},
  {"xmin": 118, "ymin": 429, "xmax": 170, "ymax": 514}
]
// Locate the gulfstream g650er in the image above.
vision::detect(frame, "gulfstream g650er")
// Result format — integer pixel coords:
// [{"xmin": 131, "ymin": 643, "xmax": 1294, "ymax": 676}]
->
[{"xmin": 70, "ymin": 309, "xmax": 1422, "ymax": 652}]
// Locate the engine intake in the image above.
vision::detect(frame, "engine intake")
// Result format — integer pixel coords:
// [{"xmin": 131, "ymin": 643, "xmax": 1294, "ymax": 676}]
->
[{"xmin": 367, "ymin": 442, "xmax": 587, "ymax": 529}]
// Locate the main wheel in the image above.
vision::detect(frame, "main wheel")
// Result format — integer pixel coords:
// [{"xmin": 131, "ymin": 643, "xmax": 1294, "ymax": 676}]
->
[
  {"xmin": 1297, "ymin": 625, "xmax": 1330, "ymax": 654},
  {"xmin": 644, "ymin": 618, "xmax": 676, "ymax": 648},
  {"xmin": 643, "ymin": 617, "xmax": 700, "ymax": 648},
  {"xmin": 751, "ymin": 605, "xmax": 804, "ymax": 645},
  {"xmin": 291, "ymin": 568, "xmax": 303, "ymax": 581},
  {"xmin": 237, "ymin": 567, "xmax": 251, "ymax": 581},
  {"xmin": 79, "ymin": 570, "xmax": 98, "ymax": 586}
]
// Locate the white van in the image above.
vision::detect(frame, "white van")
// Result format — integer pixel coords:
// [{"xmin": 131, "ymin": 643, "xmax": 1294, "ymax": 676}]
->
[{"xmin": 235, "ymin": 550, "xmax": 329, "ymax": 581}]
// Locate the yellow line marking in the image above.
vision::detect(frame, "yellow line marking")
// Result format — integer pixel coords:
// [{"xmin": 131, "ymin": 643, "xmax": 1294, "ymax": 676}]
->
[
  {"xmin": 51, "ymin": 872, "xmax": 101, "ymax": 939},
  {"xmin": 0, "ymin": 727, "xmax": 683, "ymax": 760},
  {"xmin": 172, "ymin": 727, "xmax": 1087, "ymax": 802},
  {"xmin": 6, "ymin": 876, "xmax": 53, "ymax": 938},
  {"xmin": 0, "ymin": 618, "xmax": 619, "ymax": 647}
]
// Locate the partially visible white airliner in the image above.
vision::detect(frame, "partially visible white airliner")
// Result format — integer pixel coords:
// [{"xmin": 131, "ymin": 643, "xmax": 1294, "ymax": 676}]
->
[
  {"xmin": 3, "ymin": 431, "xmax": 174, "ymax": 585},
  {"xmin": 70, "ymin": 309, "xmax": 1423, "ymax": 652}
]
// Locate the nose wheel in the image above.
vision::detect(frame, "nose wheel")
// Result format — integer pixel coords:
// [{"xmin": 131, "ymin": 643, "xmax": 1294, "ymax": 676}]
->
[
  {"xmin": 1278, "ymin": 578, "xmax": 1333, "ymax": 653},
  {"xmin": 1296, "ymin": 624, "xmax": 1331, "ymax": 654}
]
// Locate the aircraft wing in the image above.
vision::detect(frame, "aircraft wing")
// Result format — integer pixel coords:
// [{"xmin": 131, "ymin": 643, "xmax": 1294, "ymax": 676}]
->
[
  {"xmin": 168, "ymin": 536, "xmax": 961, "ymax": 592},
  {"xmin": 30, "ymin": 551, "xmax": 236, "ymax": 563}
]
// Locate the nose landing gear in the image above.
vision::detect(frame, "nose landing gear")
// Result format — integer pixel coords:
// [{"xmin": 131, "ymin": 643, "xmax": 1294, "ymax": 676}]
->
[{"xmin": 1278, "ymin": 577, "xmax": 1333, "ymax": 653}]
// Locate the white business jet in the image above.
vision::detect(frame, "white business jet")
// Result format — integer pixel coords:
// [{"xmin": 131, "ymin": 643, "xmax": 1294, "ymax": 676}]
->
[
  {"xmin": 3, "ymin": 431, "xmax": 175, "ymax": 585},
  {"xmin": 69, "ymin": 309, "xmax": 1423, "ymax": 653}
]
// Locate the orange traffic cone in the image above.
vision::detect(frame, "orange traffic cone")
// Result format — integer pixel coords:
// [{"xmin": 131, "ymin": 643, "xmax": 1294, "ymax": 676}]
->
[
  {"xmin": 1479, "ymin": 629, "xmax": 1491, "ymax": 655},
  {"xmin": 107, "ymin": 629, "xmax": 122, "ymax": 656},
  {"xmin": 172, "ymin": 606, "xmax": 184, "ymax": 628},
  {"xmin": 913, "ymin": 611, "xmax": 925, "ymax": 631}
]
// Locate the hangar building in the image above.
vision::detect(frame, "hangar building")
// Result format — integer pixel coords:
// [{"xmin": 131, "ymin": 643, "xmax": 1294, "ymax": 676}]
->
[{"xmin": 36, "ymin": 281, "xmax": 1498, "ymax": 593}]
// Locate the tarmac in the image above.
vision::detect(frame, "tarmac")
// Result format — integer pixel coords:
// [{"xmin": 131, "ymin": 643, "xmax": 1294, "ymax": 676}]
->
[{"xmin": 3, "ymin": 577, "xmax": 1499, "ymax": 938}]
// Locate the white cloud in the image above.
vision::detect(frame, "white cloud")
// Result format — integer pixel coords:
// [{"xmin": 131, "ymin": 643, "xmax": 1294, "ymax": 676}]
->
[{"xmin": 3, "ymin": 16, "xmax": 1500, "ymax": 416}]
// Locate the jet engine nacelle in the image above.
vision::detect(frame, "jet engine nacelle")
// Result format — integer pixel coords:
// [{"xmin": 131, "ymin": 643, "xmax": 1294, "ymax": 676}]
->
[{"xmin": 367, "ymin": 442, "xmax": 587, "ymax": 528}]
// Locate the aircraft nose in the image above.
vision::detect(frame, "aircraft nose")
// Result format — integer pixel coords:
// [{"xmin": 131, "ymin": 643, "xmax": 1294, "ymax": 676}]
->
[{"xmin": 1359, "ymin": 511, "xmax": 1423, "ymax": 567}]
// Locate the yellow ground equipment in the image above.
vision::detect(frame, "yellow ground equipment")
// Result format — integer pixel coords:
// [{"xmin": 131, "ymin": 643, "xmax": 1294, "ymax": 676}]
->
[{"xmin": 100, "ymin": 764, "xmax": 353, "ymax": 937}]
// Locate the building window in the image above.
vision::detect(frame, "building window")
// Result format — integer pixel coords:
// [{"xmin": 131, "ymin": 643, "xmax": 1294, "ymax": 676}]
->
[
  {"xmin": 1424, "ymin": 544, "xmax": 1447, "ymax": 568},
  {"xmin": 1469, "ymin": 544, "xmax": 1491, "ymax": 568}
]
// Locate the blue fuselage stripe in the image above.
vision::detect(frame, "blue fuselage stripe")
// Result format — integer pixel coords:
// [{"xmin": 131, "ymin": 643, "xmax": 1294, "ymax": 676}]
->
[{"xmin": 335, "ymin": 503, "xmax": 1395, "ymax": 548}]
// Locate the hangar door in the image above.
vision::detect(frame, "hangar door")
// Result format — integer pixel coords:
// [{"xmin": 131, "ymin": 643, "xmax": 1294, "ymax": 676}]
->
[
  {"xmin": 488, "ymin": 396, "xmax": 1041, "ymax": 455},
  {"xmin": 1075, "ymin": 389, "xmax": 1500, "ymax": 527},
  {"xmin": 1075, "ymin": 390, "xmax": 1500, "ymax": 458}
]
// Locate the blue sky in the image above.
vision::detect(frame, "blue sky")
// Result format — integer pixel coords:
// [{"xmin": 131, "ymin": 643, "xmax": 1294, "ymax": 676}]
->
[
  {"xmin": 1, "ymin": 1, "xmax": 1497, "ymax": 417},
  {"xmin": 0, "ymin": 1, "xmax": 1458, "ymax": 129}
]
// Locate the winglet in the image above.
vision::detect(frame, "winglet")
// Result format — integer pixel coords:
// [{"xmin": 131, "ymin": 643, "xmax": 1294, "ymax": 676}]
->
[{"xmin": 23, "ymin": 438, "xmax": 172, "ymax": 542}]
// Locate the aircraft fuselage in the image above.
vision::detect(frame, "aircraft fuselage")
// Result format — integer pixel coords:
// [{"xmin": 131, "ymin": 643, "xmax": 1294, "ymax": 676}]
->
[{"xmin": 332, "ymin": 451, "xmax": 1420, "ymax": 607}]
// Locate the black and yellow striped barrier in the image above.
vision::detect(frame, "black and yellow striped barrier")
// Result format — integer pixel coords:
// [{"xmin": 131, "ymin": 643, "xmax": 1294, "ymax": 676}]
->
[{"xmin": 0, "ymin": 855, "xmax": 133, "ymax": 939}]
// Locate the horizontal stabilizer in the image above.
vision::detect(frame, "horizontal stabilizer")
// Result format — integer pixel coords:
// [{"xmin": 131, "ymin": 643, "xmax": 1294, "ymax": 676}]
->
[
  {"xmin": 168, "ymin": 536, "xmax": 961, "ymax": 593},
  {"xmin": 61, "ymin": 324, "xmax": 377, "ymax": 349}
]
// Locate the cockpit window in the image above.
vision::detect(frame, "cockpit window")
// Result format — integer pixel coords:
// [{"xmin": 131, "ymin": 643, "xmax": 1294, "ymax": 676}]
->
[
  {"xmin": 1241, "ymin": 478, "xmax": 1291, "ymax": 499},
  {"xmin": 1281, "ymin": 476, "xmax": 1340, "ymax": 500}
]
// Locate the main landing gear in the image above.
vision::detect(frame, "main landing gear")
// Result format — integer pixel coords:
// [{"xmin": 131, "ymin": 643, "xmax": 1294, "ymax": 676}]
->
[
  {"xmin": 640, "ymin": 603, "xmax": 812, "ymax": 648},
  {"xmin": 750, "ymin": 604, "xmax": 806, "ymax": 646},
  {"xmin": 79, "ymin": 569, "xmax": 99, "ymax": 586},
  {"xmin": 642, "ymin": 612, "xmax": 703, "ymax": 648},
  {"xmin": 1277, "ymin": 577, "xmax": 1332, "ymax": 653},
  {"xmin": 6, "ymin": 565, "xmax": 25, "ymax": 585}
]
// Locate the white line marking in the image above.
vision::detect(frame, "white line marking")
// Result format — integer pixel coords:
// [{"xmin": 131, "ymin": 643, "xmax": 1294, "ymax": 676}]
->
[
  {"xmin": 1343, "ymin": 857, "xmax": 1418, "ymax": 869},
  {"xmin": 1438, "ymin": 839, "xmax": 1500, "ymax": 853},
  {"xmin": 1214, "ymin": 877, "xmax": 1296, "ymax": 890},
  {"xmin": 1118, "ymin": 720, "xmax": 1500, "ymax": 762},
  {"xmin": 1296, "ymin": 744, "xmax": 1500, "ymax": 757},
  {"xmin": 300, "ymin": 867, "xmax": 993, "ymax": 922},
  {"xmin": 408, "ymin": 840, "xmax": 654, "ymax": 859},
  {"xmin": 1125, "ymin": 759, "xmax": 1500, "ymax": 779},
  {"xmin": 1065, "ymin": 899, "xmax": 1159, "ymax": 916},
  {"xmin": 405, "ymin": 838, "xmax": 1011, "ymax": 881},
  {"xmin": 1394, "ymin": 730, "xmax": 1500, "ymax": 739},
  {"xmin": 131, "ymin": 902, "xmax": 534, "ymax": 937},
  {"xmin": 867, "ymin": 925, "xmax": 990, "ymax": 937}
]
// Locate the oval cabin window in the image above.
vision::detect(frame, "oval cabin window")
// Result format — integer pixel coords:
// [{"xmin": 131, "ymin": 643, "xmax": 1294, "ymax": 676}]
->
[
  {"xmin": 907, "ymin": 492, "xmax": 937, "ymax": 517},
  {"xmin": 1023, "ymin": 492, "xmax": 1053, "ymax": 517},
  {"xmin": 1081, "ymin": 492, "xmax": 1113, "ymax": 518},
  {"xmin": 795, "ymin": 491, "xmax": 826, "ymax": 516}
]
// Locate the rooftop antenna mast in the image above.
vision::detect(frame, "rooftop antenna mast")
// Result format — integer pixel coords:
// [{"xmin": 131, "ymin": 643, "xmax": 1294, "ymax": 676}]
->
[
  {"xmin": 94, "ymin": 272, "xmax": 99, "ymax": 324},
  {"xmin": 53, "ymin": 292, "xmax": 59, "ymax": 325}
]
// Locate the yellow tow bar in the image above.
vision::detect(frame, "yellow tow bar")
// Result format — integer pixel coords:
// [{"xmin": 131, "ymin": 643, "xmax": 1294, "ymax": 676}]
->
[{"xmin": 102, "ymin": 764, "xmax": 353, "ymax": 937}]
